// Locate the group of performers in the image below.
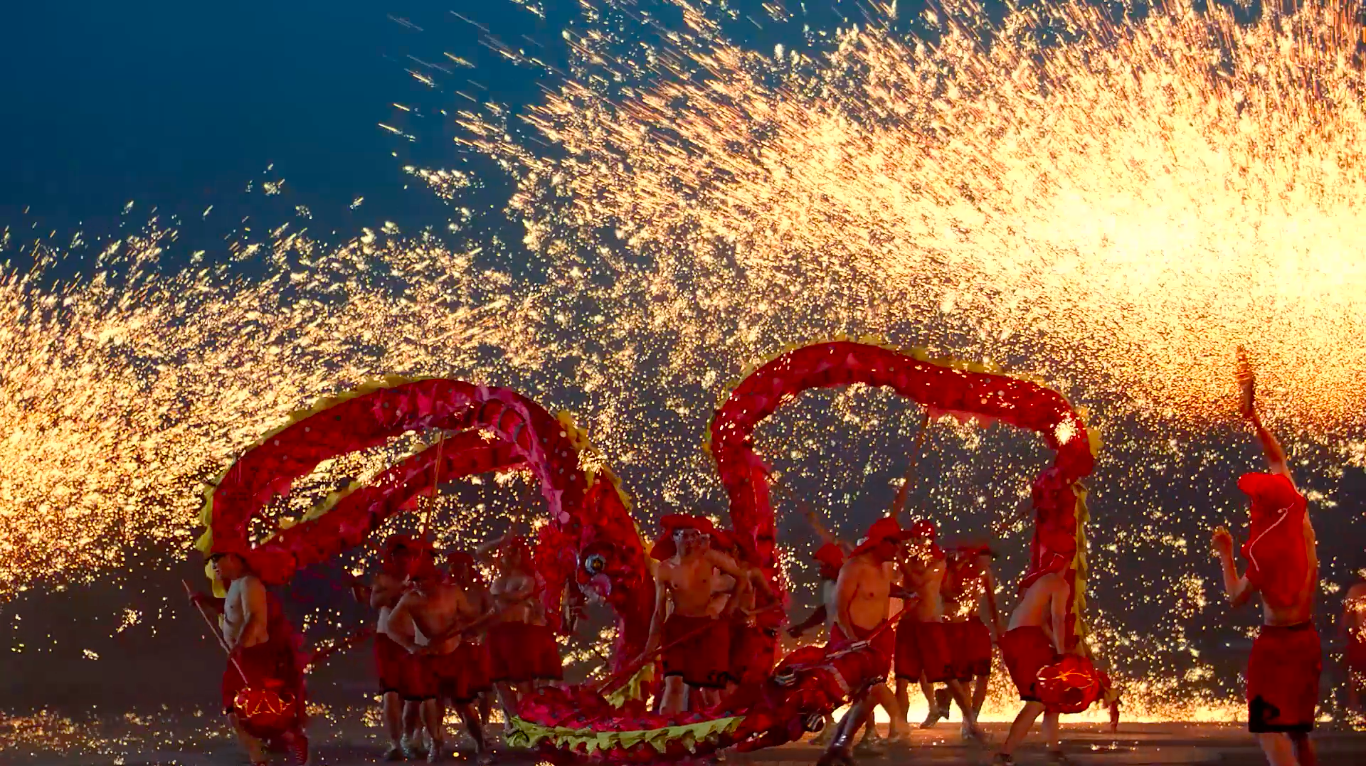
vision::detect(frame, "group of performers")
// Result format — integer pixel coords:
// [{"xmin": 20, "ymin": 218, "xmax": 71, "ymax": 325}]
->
[{"xmin": 189, "ymin": 364, "xmax": 1364, "ymax": 766}]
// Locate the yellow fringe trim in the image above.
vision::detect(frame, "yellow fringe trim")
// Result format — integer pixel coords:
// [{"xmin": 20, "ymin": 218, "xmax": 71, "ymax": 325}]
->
[{"xmin": 503, "ymin": 714, "xmax": 743, "ymax": 755}]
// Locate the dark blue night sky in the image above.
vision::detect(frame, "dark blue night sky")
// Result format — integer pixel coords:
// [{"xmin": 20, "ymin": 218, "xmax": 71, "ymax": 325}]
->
[{"xmin": 0, "ymin": 1, "xmax": 494, "ymax": 235}]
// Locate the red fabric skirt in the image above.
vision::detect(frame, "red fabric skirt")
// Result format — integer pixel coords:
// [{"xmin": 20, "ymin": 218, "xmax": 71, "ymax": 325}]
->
[
  {"xmin": 662, "ymin": 614, "xmax": 731, "ymax": 689},
  {"xmin": 374, "ymin": 633, "xmax": 410, "ymax": 695},
  {"xmin": 949, "ymin": 617, "xmax": 993, "ymax": 680},
  {"xmin": 221, "ymin": 640, "xmax": 303, "ymax": 720},
  {"xmin": 830, "ymin": 622, "xmax": 895, "ymax": 691},
  {"xmin": 1247, "ymin": 623, "xmax": 1321, "ymax": 733},
  {"xmin": 487, "ymin": 621, "xmax": 563, "ymax": 683},
  {"xmin": 426, "ymin": 641, "xmax": 492, "ymax": 704},
  {"xmin": 728, "ymin": 622, "xmax": 777, "ymax": 686},
  {"xmin": 895, "ymin": 618, "xmax": 955, "ymax": 683},
  {"xmin": 999, "ymin": 626, "xmax": 1057, "ymax": 702}
]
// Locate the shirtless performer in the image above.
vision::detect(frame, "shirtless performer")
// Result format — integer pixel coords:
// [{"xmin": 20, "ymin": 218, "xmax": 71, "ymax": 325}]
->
[
  {"xmin": 944, "ymin": 545, "xmax": 1003, "ymax": 723},
  {"xmin": 1209, "ymin": 359, "xmax": 1320, "ymax": 766},
  {"xmin": 790, "ymin": 510, "xmax": 906, "ymax": 750},
  {"xmin": 349, "ymin": 535, "xmax": 426, "ymax": 760},
  {"xmin": 788, "ymin": 541, "xmax": 848, "ymax": 743},
  {"xmin": 386, "ymin": 555, "xmax": 490, "ymax": 764},
  {"xmin": 486, "ymin": 536, "xmax": 563, "ymax": 719},
  {"xmin": 648, "ymin": 515, "xmax": 755, "ymax": 714},
  {"xmin": 1343, "ymin": 578, "xmax": 1366, "ymax": 719},
  {"xmin": 716, "ymin": 534, "xmax": 782, "ymax": 700},
  {"xmin": 896, "ymin": 520, "xmax": 986, "ymax": 742},
  {"xmin": 993, "ymin": 570, "xmax": 1070, "ymax": 765},
  {"xmin": 816, "ymin": 517, "xmax": 912, "ymax": 766},
  {"xmin": 193, "ymin": 545, "xmax": 310, "ymax": 766},
  {"xmin": 446, "ymin": 551, "xmax": 495, "ymax": 731}
]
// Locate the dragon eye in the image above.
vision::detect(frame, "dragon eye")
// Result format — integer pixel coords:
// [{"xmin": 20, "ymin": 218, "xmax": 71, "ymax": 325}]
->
[{"xmin": 584, "ymin": 553, "xmax": 607, "ymax": 575}]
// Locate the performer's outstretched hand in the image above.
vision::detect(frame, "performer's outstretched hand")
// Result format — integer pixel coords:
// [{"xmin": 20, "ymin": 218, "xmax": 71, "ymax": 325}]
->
[{"xmin": 1210, "ymin": 526, "xmax": 1235, "ymax": 558}]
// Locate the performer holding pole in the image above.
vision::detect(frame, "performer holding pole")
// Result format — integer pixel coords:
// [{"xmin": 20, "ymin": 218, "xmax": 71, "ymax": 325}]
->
[
  {"xmin": 187, "ymin": 545, "xmax": 310, "ymax": 766},
  {"xmin": 816, "ymin": 517, "xmax": 914, "ymax": 766},
  {"xmin": 1208, "ymin": 350, "xmax": 1320, "ymax": 766},
  {"xmin": 647, "ymin": 515, "xmax": 752, "ymax": 713}
]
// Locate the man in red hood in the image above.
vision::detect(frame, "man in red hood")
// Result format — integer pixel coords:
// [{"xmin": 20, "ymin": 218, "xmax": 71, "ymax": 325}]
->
[{"xmin": 1211, "ymin": 358, "xmax": 1320, "ymax": 766}]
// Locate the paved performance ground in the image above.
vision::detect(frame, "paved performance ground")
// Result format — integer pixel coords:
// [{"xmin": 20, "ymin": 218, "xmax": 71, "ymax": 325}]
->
[{"xmin": 11, "ymin": 723, "xmax": 1366, "ymax": 766}]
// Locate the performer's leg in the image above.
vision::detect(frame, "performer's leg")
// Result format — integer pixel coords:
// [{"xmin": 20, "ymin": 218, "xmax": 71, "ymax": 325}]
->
[
  {"xmin": 659, "ymin": 676, "xmax": 689, "ymax": 715},
  {"xmin": 821, "ymin": 697, "xmax": 870, "ymax": 763},
  {"xmin": 972, "ymin": 671, "xmax": 991, "ymax": 717},
  {"xmin": 494, "ymin": 681, "xmax": 518, "ymax": 721},
  {"xmin": 381, "ymin": 692, "xmax": 403, "ymax": 758},
  {"xmin": 895, "ymin": 678, "xmax": 911, "ymax": 724},
  {"xmin": 478, "ymin": 691, "xmax": 492, "ymax": 726},
  {"xmin": 279, "ymin": 726, "xmax": 311, "ymax": 766},
  {"xmin": 1288, "ymin": 731, "xmax": 1317, "ymax": 766},
  {"xmin": 226, "ymin": 712, "xmax": 266, "ymax": 764},
  {"xmin": 1255, "ymin": 733, "xmax": 1298, "ymax": 766},
  {"xmin": 945, "ymin": 678, "xmax": 986, "ymax": 740},
  {"xmin": 920, "ymin": 673, "xmax": 942, "ymax": 727},
  {"xmin": 420, "ymin": 698, "xmax": 443, "ymax": 756},
  {"xmin": 1041, "ymin": 710, "xmax": 1060, "ymax": 753},
  {"xmin": 401, "ymin": 700, "xmax": 423, "ymax": 751},
  {"xmin": 997, "ymin": 700, "xmax": 1044, "ymax": 757},
  {"xmin": 698, "ymin": 685, "xmax": 722, "ymax": 709},
  {"xmin": 455, "ymin": 701, "xmax": 491, "ymax": 762}
]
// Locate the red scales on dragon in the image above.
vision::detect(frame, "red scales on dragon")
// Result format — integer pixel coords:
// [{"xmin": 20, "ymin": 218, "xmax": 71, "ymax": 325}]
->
[{"xmin": 195, "ymin": 340, "xmax": 1110, "ymax": 762}]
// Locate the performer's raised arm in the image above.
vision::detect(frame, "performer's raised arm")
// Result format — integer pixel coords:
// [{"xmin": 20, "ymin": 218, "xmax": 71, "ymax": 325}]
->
[
  {"xmin": 1211, "ymin": 525, "xmax": 1256, "ymax": 608},
  {"xmin": 1238, "ymin": 347, "xmax": 1293, "ymax": 486}
]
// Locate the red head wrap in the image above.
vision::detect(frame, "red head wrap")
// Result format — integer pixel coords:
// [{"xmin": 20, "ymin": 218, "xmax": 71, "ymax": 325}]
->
[
  {"xmin": 446, "ymin": 549, "xmax": 475, "ymax": 574},
  {"xmin": 650, "ymin": 514, "xmax": 722, "ymax": 560},
  {"xmin": 850, "ymin": 516, "xmax": 913, "ymax": 557},
  {"xmin": 813, "ymin": 542, "xmax": 846, "ymax": 579},
  {"xmin": 1237, "ymin": 472, "xmax": 1310, "ymax": 610}
]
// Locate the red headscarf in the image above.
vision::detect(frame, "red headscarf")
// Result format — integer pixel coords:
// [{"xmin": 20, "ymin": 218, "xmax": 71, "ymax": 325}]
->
[
  {"xmin": 850, "ymin": 516, "xmax": 913, "ymax": 557},
  {"xmin": 1237, "ymin": 472, "xmax": 1310, "ymax": 610},
  {"xmin": 650, "ymin": 514, "xmax": 722, "ymax": 560},
  {"xmin": 813, "ymin": 542, "xmax": 846, "ymax": 580},
  {"xmin": 905, "ymin": 518, "xmax": 945, "ymax": 560},
  {"xmin": 381, "ymin": 534, "xmax": 421, "ymax": 576}
]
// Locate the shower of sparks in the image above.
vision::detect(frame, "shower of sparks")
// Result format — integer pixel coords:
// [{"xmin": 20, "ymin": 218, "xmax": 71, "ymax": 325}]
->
[{"xmin": 2, "ymin": 0, "xmax": 1366, "ymax": 728}]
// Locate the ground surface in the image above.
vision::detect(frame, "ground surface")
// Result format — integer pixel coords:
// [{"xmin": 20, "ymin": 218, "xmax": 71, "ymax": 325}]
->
[{"xmin": 7, "ymin": 721, "xmax": 1366, "ymax": 766}]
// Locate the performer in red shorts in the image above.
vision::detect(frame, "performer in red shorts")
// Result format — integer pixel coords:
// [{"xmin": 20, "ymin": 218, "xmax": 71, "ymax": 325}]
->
[
  {"xmin": 193, "ymin": 544, "xmax": 309, "ymax": 766},
  {"xmin": 647, "ymin": 514, "xmax": 755, "ymax": 713},
  {"xmin": 816, "ymin": 516, "xmax": 913, "ymax": 766},
  {"xmin": 895, "ymin": 520, "xmax": 985, "ymax": 741},
  {"xmin": 1344, "ymin": 580, "xmax": 1366, "ymax": 719},
  {"xmin": 993, "ymin": 569, "xmax": 1068, "ymax": 765},
  {"xmin": 715, "ymin": 534, "xmax": 780, "ymax": 696},
  {"xmin": 790, "ymin": 511, "xmax": 907, "ymax": 750},
  {"xmin": 446, "ymin": 550, "xmax": 495, "ymax": 730},
  {"xmin": 944, "ymin": 544, "xmax": 1002, "ymax": 726},
  {"xmin": 387, "ymin": 556, "xmax": 490, "ymax": 764},
  {"xmin": 349, "ymin": 535, "xmax": 427, "ymax": 760},
  {"xmin": 1210, "ymin": 359, "xmax": 1320, "ymax": 766},
  {"xmin": 487, "ymin": 536, "xmax": 563, "ymax": 718}
]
